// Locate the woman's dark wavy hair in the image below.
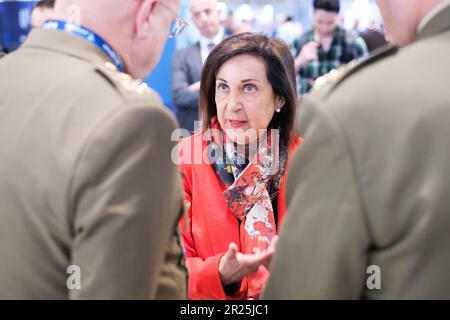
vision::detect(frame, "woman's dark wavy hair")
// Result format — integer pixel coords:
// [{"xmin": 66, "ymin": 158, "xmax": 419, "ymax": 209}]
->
[{"xmin": 199, "ymin": 33, "xmax": 298, "ymax": 146}]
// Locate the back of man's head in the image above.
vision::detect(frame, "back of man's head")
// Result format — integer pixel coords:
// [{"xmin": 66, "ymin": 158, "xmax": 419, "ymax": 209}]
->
[
  {"xmin": 376, "ymin": 0, "xmax": 445, "ymax": 47},
  {"xmin": 313, "ymin": 0, "xmax": 340, "ymax": 13},
  {"xmin": 52, "ymin": 0, "xmax": 180, "ymax": 79}
]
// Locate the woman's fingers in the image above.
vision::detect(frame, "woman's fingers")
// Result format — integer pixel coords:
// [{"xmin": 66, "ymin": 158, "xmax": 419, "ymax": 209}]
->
[
  {"xmin": 259, "ymin": 251, "xmax": 274, "ymax": 270},
  {"xmin": 227, "ymin": 242, "xmax": 238, "ymax": 260},
  {"xmin": 269, "ymin": 235, "xmax": 279, "ymax": 250},
  {"xmin": 219, "ymin": 243, "xmax": 240, "ymax": 286},
  {"xmin": 221, "ymin": 237, "xmax": 279, "ymax": 283},
  {"xmin": 240, "ymin": 248, "xmax": 273, "ymax": 272}
]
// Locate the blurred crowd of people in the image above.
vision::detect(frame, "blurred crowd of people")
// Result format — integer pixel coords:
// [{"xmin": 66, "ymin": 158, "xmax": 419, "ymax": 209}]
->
[
  {"xmin": 171, "ymin": 0, "xmax": 388, "ymax": 132},
  {"xmin": 1, "ymin": 0, "xmax": 450, "ymax": 301},
  {"xmin": 20, "ymin": 0, "xmax": 389, "ymax": 133}
]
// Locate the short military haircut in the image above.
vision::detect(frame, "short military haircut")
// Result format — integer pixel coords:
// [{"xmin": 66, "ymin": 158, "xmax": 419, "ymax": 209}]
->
[
  {"xmin": 313, "ymin": 0, "xmax": 340, "ymax": 13},
  {"xmin": 34, "ymin": 0, "xmax": 55, "ymax": 9}
]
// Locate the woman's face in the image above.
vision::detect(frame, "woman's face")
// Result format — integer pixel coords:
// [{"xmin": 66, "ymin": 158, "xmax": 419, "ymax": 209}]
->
[{"xmin": 215, "ymin": 54, "xmax": 283, "ymax": 144}]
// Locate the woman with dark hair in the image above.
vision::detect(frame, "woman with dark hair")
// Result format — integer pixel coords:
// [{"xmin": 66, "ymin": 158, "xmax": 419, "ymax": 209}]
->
[{"xmin": 178, "ymin": 33, "xmax": 301, "ymax": 300}]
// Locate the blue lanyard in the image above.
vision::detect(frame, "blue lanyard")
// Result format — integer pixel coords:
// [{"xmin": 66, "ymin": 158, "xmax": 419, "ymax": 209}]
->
[{"xmin": 42, "ymin": 20, "xmax": 125, "ymax": 73}]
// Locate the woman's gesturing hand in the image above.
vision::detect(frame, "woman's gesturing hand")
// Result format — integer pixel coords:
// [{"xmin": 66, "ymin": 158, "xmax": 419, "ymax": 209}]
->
[{"xmin": 218, "ymin": 236, "xmax": 278, "ymax": 287}]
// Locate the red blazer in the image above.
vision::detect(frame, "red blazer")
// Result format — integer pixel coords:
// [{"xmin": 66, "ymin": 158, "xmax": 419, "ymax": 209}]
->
[{"xmin": 178, "ymin": 132, "xmax": 301, "ymax": 300}]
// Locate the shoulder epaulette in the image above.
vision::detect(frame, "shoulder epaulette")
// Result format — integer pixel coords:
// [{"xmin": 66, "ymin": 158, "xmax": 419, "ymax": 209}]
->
[{"xmin": 94, "ymin": 61, "xmax": 157, "ymax": 102}]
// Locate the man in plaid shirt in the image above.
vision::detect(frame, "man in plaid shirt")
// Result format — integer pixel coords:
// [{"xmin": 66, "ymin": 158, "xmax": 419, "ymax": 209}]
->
[{"xmin": 293, "ymin": 0, "xmax": 368, "ymax": 96}]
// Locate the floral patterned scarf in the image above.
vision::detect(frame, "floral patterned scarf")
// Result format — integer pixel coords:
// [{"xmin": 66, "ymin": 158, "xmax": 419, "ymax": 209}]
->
[{"xmin": 205, "ymin": 120, "xmax": 288, "ymax": 299}]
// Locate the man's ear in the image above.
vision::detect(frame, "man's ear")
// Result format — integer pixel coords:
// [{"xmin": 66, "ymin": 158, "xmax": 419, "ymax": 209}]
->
[{"xmin": 136, "ymin": 0, "xmax": 158, "ymax": 39}]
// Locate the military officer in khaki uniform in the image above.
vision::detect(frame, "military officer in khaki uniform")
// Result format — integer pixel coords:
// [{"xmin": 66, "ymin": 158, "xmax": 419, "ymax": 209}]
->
[
  {"xmin": 0, "ymin": 0, "xmax": 187, "ymax": 299},
  {"xmin": 264, "ymin": 0, "xmax": 450, "ymax": 299}
]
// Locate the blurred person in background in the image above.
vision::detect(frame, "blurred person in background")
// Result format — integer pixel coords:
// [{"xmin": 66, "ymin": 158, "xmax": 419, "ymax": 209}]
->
[
  {"xmin": 171, "ymin": 0, "xmax": 228, "ymax": 134},
  {"xmin": 361, "ymin": 20, "xmax": 389, "ymax": 53},
  {"xmin": 178, "ymin": 33, "xmax": 302, "ymax": 300},
  {"xmin": 234, "ymin": 19, "xmax": 254, "ymax": 34},
  {"xmin": 348, "ymin": 17, "xmax": 361, "ymax": 39},
  {"xmin": 264, "ymin": 0, "xmax": 450, "ymax": 299},
  {"xmin": 31, "ymin": 0, "xmax": 55, "ymax": 28},
  {"xmin": 223, "ymin": 10, "xmax": 235, "ymax": 36},
  {"xmin": 233, "ymin": 4, "xmax": 254, "ymax": 34},
  {"xmin": 293, "ymin": 0, "xmax": 368, "ymax": 96},
  {"xmin": 0, "ymin": 0, "xmax": 187, "ymax": 299},
  {"xmin": 276, "ymin": 14, "xmax": 303, "ymax": 49}
]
